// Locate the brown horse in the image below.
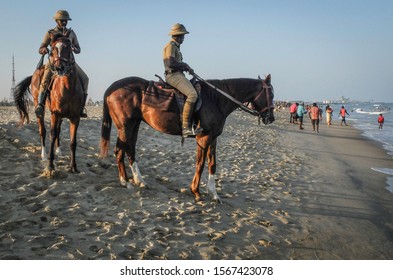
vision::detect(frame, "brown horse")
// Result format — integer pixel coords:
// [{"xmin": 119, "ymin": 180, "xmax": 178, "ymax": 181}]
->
[
  {"xmin": 100, "ymin": 75, "xmax": 275, "ymax": 202},
  {"xmin": 14, "ymin": 34, "xmax": 84, "ymax": 173}
]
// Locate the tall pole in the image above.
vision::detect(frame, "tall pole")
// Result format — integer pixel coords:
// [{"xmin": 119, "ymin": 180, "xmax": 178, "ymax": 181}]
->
[{"xmin": 10, "ymin": 54, "xmax": 16, "ymax": 103}]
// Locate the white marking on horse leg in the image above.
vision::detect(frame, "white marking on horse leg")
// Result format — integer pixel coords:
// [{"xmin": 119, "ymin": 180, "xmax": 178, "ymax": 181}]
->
[
  {"xmin": 130, "ymin": 162, "xmax": 147, "ymax": 187},
  {"xmin": 120, "ymin": 176, "xmax": 133, "ymax": 189},
  {"xmin": 120, "ymin": 176, "xmax": 127, "ymax": 186},
  {"xmin": 41, "ymin": 146, "xmax": 47, "ymax": 161},
  {"xmin": 55, "ymin": 147, "xmax": 62, "ymax": 156},
  {"xmin": 207, "ymin": 174, "xmax": 222, "ymax": 203}
]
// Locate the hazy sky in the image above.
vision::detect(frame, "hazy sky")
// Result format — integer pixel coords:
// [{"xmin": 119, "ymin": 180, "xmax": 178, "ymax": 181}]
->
[{"xmin": 1, "ymin": 0, "xmax": 392, "ymax": 103}]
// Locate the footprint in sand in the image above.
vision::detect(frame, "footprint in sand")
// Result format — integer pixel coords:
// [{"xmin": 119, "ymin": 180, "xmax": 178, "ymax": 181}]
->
[
  {"xmin": 258, "ymin": 219, "xmax": 273, "ymax": 228},
  {"xmin": 258, "ymin": 239, "xmax": 273, "ymax": 247},
  {"xmin": 208, "ymin": 231, "xmax": 225, "ymax": 241},
  {"xmin": 270, "ymin": 209, "xmax": 289, "ymax": 224}
]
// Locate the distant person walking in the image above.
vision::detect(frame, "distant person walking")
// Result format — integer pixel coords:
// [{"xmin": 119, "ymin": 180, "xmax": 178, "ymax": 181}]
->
[
  {"xmin": 309, "ymin": 103, "xmax": 322, "ymax": 133},
  {"xmin": 296, "ymin": 102, "xmax": 308, "ymax": 130},
  {"xmin": 378, "ymin": 113, "xmax": 384, "ymax": 129},
  {"xmin": 338, "ymin": 105, "xmax": 350, "ymax": 126},
  {"xmin": 289, "ymin": 102, "xmax": 298, "ymax": 124},
  {"xmin": 325, "ymin": 105, "xmax": 333, "ymax": 127},
  {"xmin": 319, "ymin": 106, "xmax": 324, "ymax": 123}
]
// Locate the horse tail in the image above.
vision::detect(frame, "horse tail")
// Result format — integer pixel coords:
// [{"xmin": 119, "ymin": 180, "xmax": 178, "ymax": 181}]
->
[
  {"xmin": 13, "ymin": 76, "xmax": 33, "ymax": 125},
  {"xmin": 100, "ymin": 94, "xmax": 112, "ymax": 158}
]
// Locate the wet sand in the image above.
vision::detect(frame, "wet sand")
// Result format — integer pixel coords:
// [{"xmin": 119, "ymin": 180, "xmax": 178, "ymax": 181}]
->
[{"xmin": 1, "ymin": 105, "xmax": 393, "ymax": 259}]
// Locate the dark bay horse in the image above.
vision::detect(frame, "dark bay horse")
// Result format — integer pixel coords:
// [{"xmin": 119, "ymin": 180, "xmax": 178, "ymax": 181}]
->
[
  {"xmin": 100, "ymin": 75, "xmax": 275, "ymax": 202},
  {"xmin": 14, "ymin": 34, "xmax": 84, "ymax": 173}
]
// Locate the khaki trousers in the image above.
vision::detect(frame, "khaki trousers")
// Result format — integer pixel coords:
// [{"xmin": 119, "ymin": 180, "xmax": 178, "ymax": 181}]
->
[{"xmin": 165, "ymin": 72, "xmax": 197, "ymax": 103}]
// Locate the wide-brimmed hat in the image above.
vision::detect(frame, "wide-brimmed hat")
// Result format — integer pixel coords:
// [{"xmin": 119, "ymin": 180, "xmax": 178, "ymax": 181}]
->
[
  {"xmin": 169, "ymin": 23, "xmax": 189, "ymax": 36},
  {"xmin": 53, "ymin": 10, "xmax": 72, "ymax": 21}
]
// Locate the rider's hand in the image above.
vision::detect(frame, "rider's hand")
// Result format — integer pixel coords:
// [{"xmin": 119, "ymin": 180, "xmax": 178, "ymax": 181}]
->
[
  {"xmin": 72, "ymin": 45, "xmax": 81, "ymax": 54},
  {"xmin": 187, "ymin": 65, "xmax": 194, "ymax": 75},
  {"xmin": 39, "ymin": 47, "xmax": 49, "ymax": 55}
]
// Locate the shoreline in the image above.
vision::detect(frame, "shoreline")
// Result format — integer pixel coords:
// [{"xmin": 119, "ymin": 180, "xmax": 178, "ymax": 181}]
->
[
  {"xmin": 1, "ymin": 106, "xmax": 393, "ymax": 259},
  {"xmin": 277, "ymin": 112, "xmax": 393, "ymax": 259}
]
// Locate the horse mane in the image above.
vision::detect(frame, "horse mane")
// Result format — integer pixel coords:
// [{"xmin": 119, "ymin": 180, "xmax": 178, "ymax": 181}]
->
[{"xmin": 202, "ymin": 78, "xmax": 260, "ymax": 102}]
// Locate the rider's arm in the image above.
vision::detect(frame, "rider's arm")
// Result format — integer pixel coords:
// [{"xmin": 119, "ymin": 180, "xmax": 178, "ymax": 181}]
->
[
  {"xmin": 68, "ymin": 30, "xmax": 81, "ymax": 54},
  {"xmin": 163, "ymin": 41, "xmax": 193, "ymax": 74},
  {"xmin": 166, "ymin": 57, "xmax": 190, "ymax": 72},
  {"xmin": 38, "ymin": 31, "xmax": 51, "ymax": 54}
]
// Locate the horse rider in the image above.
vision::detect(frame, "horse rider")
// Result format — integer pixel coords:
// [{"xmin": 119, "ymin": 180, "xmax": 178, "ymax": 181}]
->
[
  {"xmin": 163, "ymin": 23, "xmax": 204, "ymax": 137},
  {"xmin": 35, "ymin": 10, "xmax": 89, "ymax": 118}
]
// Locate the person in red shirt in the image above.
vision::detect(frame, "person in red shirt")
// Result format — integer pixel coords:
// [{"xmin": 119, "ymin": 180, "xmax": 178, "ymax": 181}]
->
[
  {"xmin": 378, "ymin": 113, "xmax": 384, "ymax": 129},
  {"xmin": 289, "ymin": 102, "xmax": 298, "ymax": 124},
  {"xmin": 338, "ymin": 106, "xmax": 350, "ymax": 126},
  {"xmin": 309, "ymin": 103, "xmax": 322, "ymax": 133}
]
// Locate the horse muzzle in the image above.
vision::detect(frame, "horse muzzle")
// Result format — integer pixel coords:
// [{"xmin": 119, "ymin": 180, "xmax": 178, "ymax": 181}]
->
[{"xmin": 260, "ymin": 108, "xmax": 275, "ymax": 125}]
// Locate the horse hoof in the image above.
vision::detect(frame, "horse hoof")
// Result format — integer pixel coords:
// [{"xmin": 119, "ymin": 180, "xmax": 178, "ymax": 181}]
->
[
  {"xmin": 43, "ymin": 167, "xmax": 56, "ymax": 178},
  {"xmin": 68, "ymin": 167, "xmax": 79, "ymax": 173},
  {"xmin": 138, "ymin": 182, "xmax": 148, "ymax": 189},
  {"xmin": 194, "ymin": 196, "xmax": 205, "ymax": 203}
]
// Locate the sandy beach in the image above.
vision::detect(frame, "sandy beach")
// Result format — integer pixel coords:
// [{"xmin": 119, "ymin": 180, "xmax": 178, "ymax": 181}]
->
[{"xmin": 1, "ymin": 105, "xmax": 393, "ymax": 260}]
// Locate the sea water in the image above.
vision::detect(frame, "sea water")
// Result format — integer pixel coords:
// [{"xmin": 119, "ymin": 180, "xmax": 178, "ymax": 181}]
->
[{"xmin": 326, "ymin": 102, "xmax": 393, "ymax": 193}]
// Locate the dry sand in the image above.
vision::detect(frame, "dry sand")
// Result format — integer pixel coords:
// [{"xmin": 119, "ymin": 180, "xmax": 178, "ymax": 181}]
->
[{"xmin": 1, "ymin": 105, "xmax": 393, "ymax": 260}]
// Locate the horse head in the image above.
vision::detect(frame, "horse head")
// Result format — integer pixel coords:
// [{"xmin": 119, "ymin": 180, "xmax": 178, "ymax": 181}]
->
[
  {"xmin": 250, "ymin": 74, "xmax": 275, "ymax": 124},
  {"xmin": 49, "ymin": 33, "xmax": 74, "ymax": 74}
]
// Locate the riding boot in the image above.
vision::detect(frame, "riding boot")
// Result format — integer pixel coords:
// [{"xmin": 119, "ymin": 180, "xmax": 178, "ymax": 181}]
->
[
  {"xmin": 182, "ymin": 101, "xmax": 203, "ymax": 137},
  {"xmin": 35, "ymin": 91, "xmax": 47, "ymax": 118},
  {"xmin": 80, "ymin": 93, "xmax": 88, "ymax": 118}
]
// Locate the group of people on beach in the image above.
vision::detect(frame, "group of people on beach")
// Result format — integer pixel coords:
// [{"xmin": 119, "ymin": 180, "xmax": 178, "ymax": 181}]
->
[
  {"xmin": 289, "ymin": 102, "xmax": 352, "ymax": 132},
  {"xmin": 289, "ymin": 102, "xmax": 323, "ymax": 132},
  {"xmin": 289, "ymin": 102, "xmax": 386, "ymax": 130}
]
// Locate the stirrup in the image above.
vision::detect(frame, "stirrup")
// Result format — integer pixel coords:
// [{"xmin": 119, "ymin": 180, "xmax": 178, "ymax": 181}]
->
[
  {"xmin": 35, "ymin": 104, "xmax": 44, "ymax": 118},
  {"xmin": 182, "ymin": 126, "xmax": 204, "ymax": 138},
  {"xmin": 80, "ymin": 108, "xmax": 88, "ymax": 118}
]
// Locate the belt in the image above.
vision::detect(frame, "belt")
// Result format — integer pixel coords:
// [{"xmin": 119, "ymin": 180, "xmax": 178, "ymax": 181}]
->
[{"xmin": 165, "ymin": 69, "xmax": 181, "ymax": 75}]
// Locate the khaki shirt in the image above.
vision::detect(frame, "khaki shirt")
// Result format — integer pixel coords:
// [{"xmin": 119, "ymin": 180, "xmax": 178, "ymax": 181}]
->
[
  {"xmin": 39, "ymin": 26, "xmax": 81, "ymax": 54},
  {"xmin": 163, "ymin": 38, "xmax": 183, "ymax": 72}
]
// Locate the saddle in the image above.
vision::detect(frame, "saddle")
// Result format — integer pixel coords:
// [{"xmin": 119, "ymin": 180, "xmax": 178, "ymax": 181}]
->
[{"xmin": 142, "ymin": 75, "xmax": 202, "ymax": 114}]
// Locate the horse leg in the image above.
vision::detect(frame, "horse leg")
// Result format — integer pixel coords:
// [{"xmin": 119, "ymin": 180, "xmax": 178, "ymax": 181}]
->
[
  {"xmin": 190, "ymin": 139, "xmax": 208, "ymax": 202},
  {"xmin": 115, "ymin": 128, "xmax": 130, "ymax": 188},
  {"xmin": 55, "ymin": 119, "xmax": 63, "ymax": 156},
  {"xmin": 48, "ymin": 114, "xmax": 60, "ymax": 172},
  {"xmin": 206, "ymin": 138, "xmax": 222, "ymax": 203},
  {"xmin": 69, "ymin": 118, "xmax": 80, "ymax": 173},
  {"xmin": 126, "ymin": 122, "xmax": 147, "ymax": 187},
  {"xmin": 37, "ymin": 115, "xmax": 47, "ymax": 160}
]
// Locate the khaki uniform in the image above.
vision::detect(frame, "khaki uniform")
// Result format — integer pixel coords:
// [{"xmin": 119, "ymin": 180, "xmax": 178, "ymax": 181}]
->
[
  {"xmin": 163, "ymin": 39, "xmax": 197, "ymax": 103},
  {"xmin": 38, "ymin": 26, "xmax": 89, "ymax": 94}
]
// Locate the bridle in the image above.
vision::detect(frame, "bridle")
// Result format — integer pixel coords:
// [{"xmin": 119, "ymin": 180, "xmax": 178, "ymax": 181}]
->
[
  {"xmin": 250, "ymin": 79, "xmax": 275, "ymax": 117},
  {"xmin": 49, "ymin": 39, "xmax": 75, "ymax": 76},
  {"xmin": 252, "ymin": 81, "xmax": 273, "ymax": 112}
]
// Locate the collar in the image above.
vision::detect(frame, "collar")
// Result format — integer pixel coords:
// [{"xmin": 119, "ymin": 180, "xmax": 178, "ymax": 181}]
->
[
  {"xmin": 54, "ymin": 26, "xmax": 69, "ymax": 35},
  {"xmin": 170, "ymin": 38, "xmax": 180, "ymax": 48}
]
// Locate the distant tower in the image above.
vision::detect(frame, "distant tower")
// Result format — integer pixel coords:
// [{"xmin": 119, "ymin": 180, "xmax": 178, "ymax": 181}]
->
[{"xmin": 10, "ymin": 54, "xmax": 16, "ymax": 103}]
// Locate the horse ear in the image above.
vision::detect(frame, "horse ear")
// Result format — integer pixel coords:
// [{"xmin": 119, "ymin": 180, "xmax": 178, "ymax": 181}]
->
[
  {"xmin": 265, "ymin": 74, "xmax": 271, "ymax": 84},
  {"xmin": 258, "ymin": 75, "xmax": 262, "ymax": 80}
]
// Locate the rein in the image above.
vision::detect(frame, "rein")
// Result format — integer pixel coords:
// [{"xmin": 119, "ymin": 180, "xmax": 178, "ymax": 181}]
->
[{"xmin": 193, "ymin": 73, "xmax": 260, "ymax": 116}]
